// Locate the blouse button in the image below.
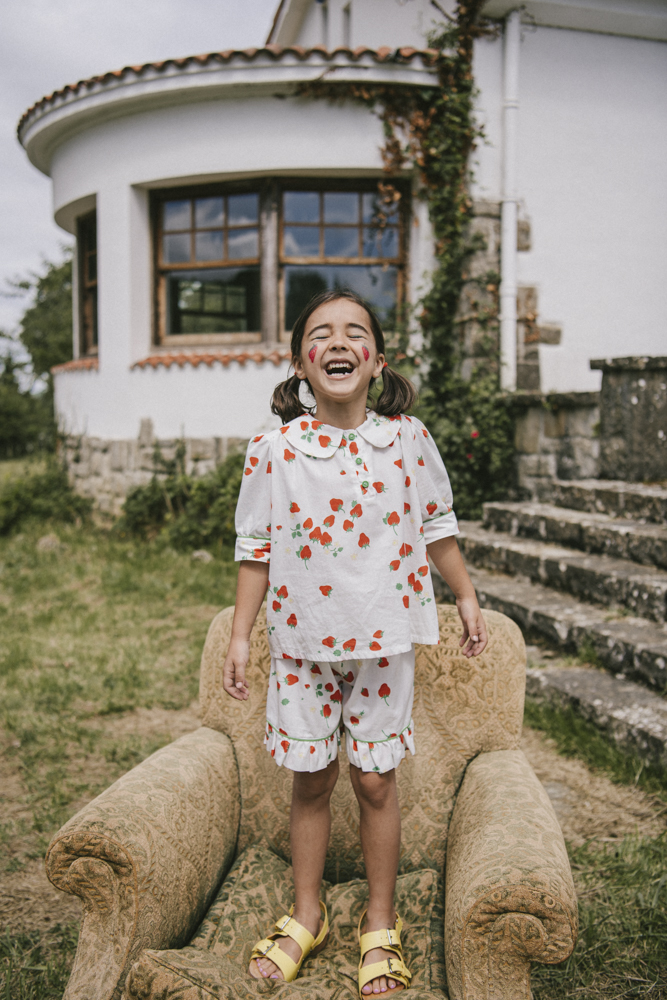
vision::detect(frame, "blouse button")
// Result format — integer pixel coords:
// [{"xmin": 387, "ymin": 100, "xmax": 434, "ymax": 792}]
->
[{"xmin": 355, "ymin": 457, "xmax": 363, "ymax": 466}]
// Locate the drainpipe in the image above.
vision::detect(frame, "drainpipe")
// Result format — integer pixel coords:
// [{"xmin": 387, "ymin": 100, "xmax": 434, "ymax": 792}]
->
[{"xmin": 499, "ymin": 9, "xmax": 521, "ymax": 391}]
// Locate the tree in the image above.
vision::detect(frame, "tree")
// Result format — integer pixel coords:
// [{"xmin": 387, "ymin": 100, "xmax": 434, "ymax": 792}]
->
[
  {"xmin": 14, "ymin": 248, "xmax": 73, "ymax": 386},
  {"xmin": 0, "ymin": 353, "xmax": 54, "ymax": 458}
]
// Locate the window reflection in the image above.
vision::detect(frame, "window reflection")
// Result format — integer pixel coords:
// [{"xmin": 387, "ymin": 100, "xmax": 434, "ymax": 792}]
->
[
  {"xmin": 284, "ymin": 265, "xmax": 397, "ymax": 330},
  {"xmin": 167, "ymin": 268, "xmax": 260, "ymax": 334}
]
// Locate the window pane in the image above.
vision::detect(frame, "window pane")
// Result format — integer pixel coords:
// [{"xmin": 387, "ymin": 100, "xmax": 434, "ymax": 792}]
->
[
  {"xmin": 163, "ymin": 200, "xmax": 191, "ymax": 231},
  {"xmin": 228, "ymin": 193, "xmax": 259, "ymax": 225},
  {"xmin": 324, "ymin": 192, "xmax": 358, "ymax": 224},
  {"xmin": 195, "ymin": 197, "xmax": 224, "ymax": 228},
  {"xmin": 228, "ymin": 228, "xmax": 259, "ymax": 260},
  {"xmin": 85, "ymin": 249, "xmax": 97, "ymax": 283},
  {"xmin": 166, "ymin": 268, "xmax": 260, "ymax": 334},
  {"xmin": 195, "ymin": 230, "xmax": 224, "ymax": 261},
  {"xmin": 283, "ymin": 191, "xmax": 319, "ymax": 223},
  {"xmin": 324, "ymin": 227, "xmax": 358, "ymax": 257},
  {"xmin": 363, "ymin": 226, "xmax": 399, "ymax": 258},
  {"xmin": 163, "ymin": 232, "xmax": 191, "ymax": 263},
  {"xmin": 362, "ymin": 192, "xmax": 399, "ymax": 224},
  {"xmin": 283, "ymin": 226, "xmax": 320, "ymax": 256},
  {"xmin": 284, "ymin": 265, "xmax": 397, "ymax": 329}
]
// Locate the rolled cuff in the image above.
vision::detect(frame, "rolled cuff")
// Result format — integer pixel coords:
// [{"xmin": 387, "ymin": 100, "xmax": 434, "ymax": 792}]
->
[
  {"xmin": 234, "ymin": 536, "xmax": 271, "ymax": 562},
  {"xmin": 423, "ymin": 509, "xmax": 459, "ymax": 546}
]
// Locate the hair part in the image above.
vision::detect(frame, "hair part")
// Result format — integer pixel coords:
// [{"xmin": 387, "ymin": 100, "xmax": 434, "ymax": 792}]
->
[{"xmin": 270, "ymin": 288, "xmax": 416, "ymax": 423}]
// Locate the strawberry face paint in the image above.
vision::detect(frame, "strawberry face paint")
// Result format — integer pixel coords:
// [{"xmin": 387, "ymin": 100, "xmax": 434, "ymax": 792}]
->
[
  {"xmin": 308, "ymin": 346, "xmax": 317, "ymax": 363},
  {"xmin": 362, "ymin": 346, "xmax": 370, "ymax": 361}
]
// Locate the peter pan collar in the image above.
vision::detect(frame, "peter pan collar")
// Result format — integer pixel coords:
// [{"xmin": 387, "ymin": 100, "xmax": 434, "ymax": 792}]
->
[{"xmin": 281, "ymin": 412, "xmax": 402, "ymax": 458}]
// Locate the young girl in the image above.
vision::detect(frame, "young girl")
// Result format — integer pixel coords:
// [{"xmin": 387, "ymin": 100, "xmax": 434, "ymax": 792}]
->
[{"xmin": 223, "ymin": 289, "xmax": 487, "ymax": 997}]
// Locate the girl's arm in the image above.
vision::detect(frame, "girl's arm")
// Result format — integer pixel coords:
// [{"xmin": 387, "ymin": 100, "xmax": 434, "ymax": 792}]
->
[
  {"xmin": 223, "ymin": 561, "xmax": 270, "ymax": 700},
  {"xmin": 427, "ymin": 536, "xmax": 488, "ymax": 658}
]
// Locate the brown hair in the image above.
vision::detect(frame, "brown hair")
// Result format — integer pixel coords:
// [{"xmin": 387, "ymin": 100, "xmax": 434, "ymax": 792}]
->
[{"xmin": 271, "ymin": 289, "xmax": 416, "ymax": 423}]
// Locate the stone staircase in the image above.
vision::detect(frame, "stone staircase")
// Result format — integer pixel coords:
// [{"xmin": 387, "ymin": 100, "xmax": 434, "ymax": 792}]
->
[{"xmin": 432, "ymin": 479, "xmax": 667, "ymax": 692}]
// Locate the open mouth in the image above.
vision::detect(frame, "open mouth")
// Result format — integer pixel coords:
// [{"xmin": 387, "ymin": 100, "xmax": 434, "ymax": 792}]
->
[{"xmin": 325, "ymin": 359, "xmax": 355, "ymax": 378}]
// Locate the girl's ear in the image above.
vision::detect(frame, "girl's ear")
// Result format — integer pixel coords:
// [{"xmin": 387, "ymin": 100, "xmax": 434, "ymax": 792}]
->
[
  {"xmin": 372, "ymin": 354, "xmax": 386, "ymax": 378},
  {"xmin": 293, "ymin": 356, "xmax": 307, "ymax": 381}
]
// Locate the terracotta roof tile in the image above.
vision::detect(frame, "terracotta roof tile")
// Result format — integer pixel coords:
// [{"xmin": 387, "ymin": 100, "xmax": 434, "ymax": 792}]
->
[
  {"xmin": 51, "ymin": 357, "xmax": 99, "ymax": 374},
  {"xmin": 131, "ymin": 349, "xmax": 292, "ymax": 370},
  {"xmin": 18, "ymin": 45, "xmax": 437, "ymax": 136}
]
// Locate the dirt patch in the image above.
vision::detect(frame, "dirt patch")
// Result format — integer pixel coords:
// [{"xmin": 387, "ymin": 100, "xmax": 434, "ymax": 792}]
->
[
  {"xmin": 96, "ymin": 701, "xmax": 201, "ymax": 740},
  {"xmin": 0, "ymin": 860, "xmax": 82, "ymax": 935},
  {"xmin": 521, "ymin": 726, "xmax": 667, "ymax": 847}
]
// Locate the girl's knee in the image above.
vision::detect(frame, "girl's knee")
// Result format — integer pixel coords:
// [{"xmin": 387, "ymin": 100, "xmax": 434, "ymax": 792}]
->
[
  {"xmin": 350, "ymin": 765, "xmax": 396, "ymax": 809},
  {"xmin": 292, "ymin": 758, "xmax": 339, "ymax": 802}
]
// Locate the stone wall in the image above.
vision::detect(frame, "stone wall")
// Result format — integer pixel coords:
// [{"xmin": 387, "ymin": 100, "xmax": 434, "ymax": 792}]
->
[
  {"xmin": 512, "ymin": 392, "xmax": 600, "ymax": 499},
  {"xmin": 63, "ymin": 419, "xmax": 248, "ymax": 516}
]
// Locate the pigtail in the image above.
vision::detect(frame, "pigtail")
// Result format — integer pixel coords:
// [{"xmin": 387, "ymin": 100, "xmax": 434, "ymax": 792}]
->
[
  {"xmin": 271, "ymin": 373, "xmax": 308, "ymax": 424},
  {"xmin": 373, "ymin": 365, "xmax": 417, "ymax": 416}
]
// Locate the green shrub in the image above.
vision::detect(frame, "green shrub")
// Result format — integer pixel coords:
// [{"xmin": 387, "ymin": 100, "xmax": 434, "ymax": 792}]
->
[
  {"xmin": 118, "ymin": 449, "xmax": 244, "ymax": 551},
  {"xmin": 0, "ymin": 464, "xmax": 92, "ymax": 535}
]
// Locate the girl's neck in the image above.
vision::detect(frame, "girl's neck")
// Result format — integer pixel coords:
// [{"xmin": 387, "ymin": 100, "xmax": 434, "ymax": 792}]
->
[{"xmin": 312, "ymin": 397, "xmax": 369, "ymax": 431}]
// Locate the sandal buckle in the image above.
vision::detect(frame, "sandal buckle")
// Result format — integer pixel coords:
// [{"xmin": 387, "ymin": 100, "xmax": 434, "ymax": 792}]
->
[
  {"xmin": 262, "ymin": 941, "xmax": 276, "ymax": 955},
  {"xmin": 277, "ymin": 916, "xmax": 291, "ymax": 931},
  {"xmin": 386, "ymin": 957, "xmax": 394, "ymax": 975}
]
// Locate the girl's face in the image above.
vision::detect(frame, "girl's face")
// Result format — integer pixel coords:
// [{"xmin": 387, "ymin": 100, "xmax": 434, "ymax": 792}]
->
[{"xmin": 294, "ymin": 298, "xmax": 385, "ymax": 409}]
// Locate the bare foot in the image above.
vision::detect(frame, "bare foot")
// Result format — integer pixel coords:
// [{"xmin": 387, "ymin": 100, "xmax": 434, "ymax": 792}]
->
[
  {"xmin": 360, "ymin": 914, "xmax": 405, "ymax": 996},
  {"xmin": 249, "ymin": 907, "xmax": 324, "ymax": 981}
]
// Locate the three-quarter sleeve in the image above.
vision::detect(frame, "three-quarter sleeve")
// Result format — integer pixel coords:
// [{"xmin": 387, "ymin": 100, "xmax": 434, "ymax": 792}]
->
[
  {"xmin": 234, "ymin": 434, "xmax": 273, "ymax": 563},
  {"xmin": 409, "ymin": 418, "xmax": 459, "ymax": 545}
]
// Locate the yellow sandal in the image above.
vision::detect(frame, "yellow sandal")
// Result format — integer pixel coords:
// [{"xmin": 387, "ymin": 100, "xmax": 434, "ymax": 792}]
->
[
  {"xmin": 357, "ymin": 910, "xmax": 412, "ymax": 998},
  {"xmin": 249, "ymin": 901, "xmax": 329, "ymax": 982}
]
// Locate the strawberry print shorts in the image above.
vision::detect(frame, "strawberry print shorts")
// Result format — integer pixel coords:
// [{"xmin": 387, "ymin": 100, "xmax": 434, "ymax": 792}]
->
[{"xmin": 264, "ymin": 647, "xmax": 416, "ymax": 774}]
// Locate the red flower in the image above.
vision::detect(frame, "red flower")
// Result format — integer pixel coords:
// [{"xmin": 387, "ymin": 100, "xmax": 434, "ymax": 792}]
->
[
  {"xmin": 319, "ymin": 585, "xmax": 332, "ymax": 597},
  {"xmin": 350, "ymin": 503, "xmax": 363, "ymax": 518},
  {"xmin": 322, "ymin": 636, "xmax": 336, "ymax": 648},
  {"xmin": 377, "ymin": 657, "xmax": 389, "ymax": 668},
  {"xmin": 399, "ymin": 543, "xmax": 413, "ymax": 559},
  {"xmin": 369, "ymin": 640, "xmax": 382, "ymax": 651},
  {"xmin": 319, "ymin": 435, "xmax": 331, "ymax": 448},
  {"xmin": 426, "ymin": 501, "xmax": 438, "ymax": 515},
  {"xmin": 311, "ymin": 664, "xmax": 322, "ymax": 674},
  {"xmin": 286, "ymin": 674, "xmax": 299, "ymax": 685},
  {"xmin": 361, "ymin": 688, "xmax": 369, "ymax": 698},
  {"xmin": 373, "ymin": 482, "xmax": 386, "ymax": 493},
  {"xmin": 272, "ymin": 600, "xmax": 282, "ymax": 612},
  {"xmin": 403, "ymin": 595, "xmax": 410, "ymax": 608},
  {"xmin": 330, "ymin": 498, "xmax": 344, "ymax": 511},
  {"xmin": 343, "ymin": 519, "xmax": 354, "ymax": 532},
  {"xmin": 287, "ymin": 613, "xmax": 298, "ymax": 628},
  {"xmin": 467, "ymin": 453, "xmax": 473, "ymax": 460},
  {"xmin": 322, "ymin": 704, "xmax": 332, "ymax": 718},
  {"xmin": 350, "ymin": 716, "xmax": 360, "ymax": 725},
  {"xmin": 284, "ymin": 449, "xmax": 296, "ymax": 463},
  {"xmin": 281, "ymin": 740, "xmax": 290, "ymax": 752},
  {"xmin": 378, "ymin": 683, "xmax": 391, "ymax": 702},
  {"xmin": 358, "ymin": 533, "xmax": 370, "ymax": 549},
  {"xmin": 418, "ymin": 565, "xmax": 429, "ymax": 577},
  {"xmin": 323, "ymin": 514, "xmax": 335, "ymax": 528},
  {"xmin": 277, "ymin": 585, "xmax": 289, "ymax": 598},
  {"xmin": 290, "ymin": 502, "xmax": 300, "ymax": 513},
  {"xmin": 389, "ymin": 559, "xmax": 400, "ymax": 572},
  {"xmin": 471, "ymin": 429, "xmax": 479, "ymax": 438},
  {"xmin": 303, "ymin": 517, "xmax": 313, "ymax": 529},
  {"xmin": 343, "ymin": 638, "xmax": 356, "ymax": 652}
]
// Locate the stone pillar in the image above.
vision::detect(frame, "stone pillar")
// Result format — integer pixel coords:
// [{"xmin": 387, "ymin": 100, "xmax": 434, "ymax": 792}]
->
[{"xmin": 591, "ymin": 357, "xmax": 667, "ymax": 482}]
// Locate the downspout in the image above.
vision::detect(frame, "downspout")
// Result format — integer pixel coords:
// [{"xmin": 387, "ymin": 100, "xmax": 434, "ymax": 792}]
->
[{"xmin": 499, "ymin": 9, "xmax": 521, "ymax": 391}]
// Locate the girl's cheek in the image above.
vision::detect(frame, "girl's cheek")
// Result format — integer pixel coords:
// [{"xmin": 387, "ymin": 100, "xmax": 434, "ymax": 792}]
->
[
  {"xmin": 308, "ymin": 346, "xmax": 317, "ymax": 363},
  {"xmin": 362, "ymin": 346, "xmax": 369, "ymax": 361}
]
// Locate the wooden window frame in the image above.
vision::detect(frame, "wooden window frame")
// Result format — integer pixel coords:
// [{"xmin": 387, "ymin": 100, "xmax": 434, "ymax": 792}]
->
[
  {"xmin": 152, "ymin": 183, "xmax": 264, "ymax": 347},
  {"xmin": 77, "ymin": 210, "xmax": 98, "ymax": 356}
]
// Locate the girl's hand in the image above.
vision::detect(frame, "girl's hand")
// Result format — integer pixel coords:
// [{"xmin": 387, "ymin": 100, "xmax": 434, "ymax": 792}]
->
[
  {"xmin": 223, "ymin": 637, "xmax": 251, "ymax": 700},
  {"xmin": 456, "ymin": 597, "xmax": 488, "ymax": 658}
]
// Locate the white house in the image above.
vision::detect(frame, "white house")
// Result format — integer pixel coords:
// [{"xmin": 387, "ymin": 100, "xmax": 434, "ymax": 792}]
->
[{"xmin": 18, "ymin": 0, "xmax": 667, "ymax": 510}]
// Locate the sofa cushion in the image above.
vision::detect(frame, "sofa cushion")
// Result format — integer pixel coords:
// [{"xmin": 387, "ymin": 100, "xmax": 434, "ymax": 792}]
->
[{"xmin": 124, "ymin": 844, "xmax": 447, "ymax": 999}]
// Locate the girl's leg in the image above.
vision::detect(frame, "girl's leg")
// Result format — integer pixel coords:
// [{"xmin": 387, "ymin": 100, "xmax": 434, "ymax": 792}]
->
[
  {"xmin": 250, "ymin": 758, "xmax": 339, "ymax": 979},
  {"xmin": 349, "ymin": 765, "xmax": 403, "ymax": 995}
]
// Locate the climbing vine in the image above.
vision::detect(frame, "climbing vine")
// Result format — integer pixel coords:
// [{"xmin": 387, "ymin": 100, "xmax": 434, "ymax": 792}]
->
[{"xmin": 297, "ymin": 1, "xmax": 516, "ymax": 517}]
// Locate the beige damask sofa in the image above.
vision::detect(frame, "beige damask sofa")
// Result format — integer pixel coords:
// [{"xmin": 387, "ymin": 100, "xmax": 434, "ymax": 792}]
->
[{"xmin": 45, "ymin": 605, "xmax": 577, "ymax": 1000}]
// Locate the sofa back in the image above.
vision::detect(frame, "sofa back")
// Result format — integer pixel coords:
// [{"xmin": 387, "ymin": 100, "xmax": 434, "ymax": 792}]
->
[{"xmin": 200, "ymin": 604, "xmax": 525, "ymax": 882}]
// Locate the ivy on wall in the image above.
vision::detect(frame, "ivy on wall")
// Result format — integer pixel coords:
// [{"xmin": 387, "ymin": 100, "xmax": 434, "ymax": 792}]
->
[{"xmin": 297, "ymin": 1, "xmax": 517, "ymax": 518}]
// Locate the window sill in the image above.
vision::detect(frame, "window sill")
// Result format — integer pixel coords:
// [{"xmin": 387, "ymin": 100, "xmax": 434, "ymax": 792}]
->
[{"xmin": 160, "ymin": 333, "xmax": 262, "ymax": 347}]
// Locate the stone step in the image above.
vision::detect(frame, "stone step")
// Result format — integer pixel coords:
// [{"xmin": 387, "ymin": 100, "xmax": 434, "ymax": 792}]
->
[
  {"xmin": 457, "ymin": 521, "xmax": 667, "ymax": 623},
  {"xmin": 525, "ymin": 665, "xmax": 667, "ymax": 771},
  {"xmin": 545, "ymin": 479, "xmax": 667, "ymax": 525},
  {"xmin": 431, "ymin": 564, "xmax": 667, "ymax": 690},
  {"xmin": 483, "ymin": 501, "xmax": 667, "ymax": 571}
]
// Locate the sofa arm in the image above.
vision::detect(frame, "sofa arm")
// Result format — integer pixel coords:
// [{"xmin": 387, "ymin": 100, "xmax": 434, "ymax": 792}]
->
[
  {"xmin": 46, "ymin": 726, "xmax": 240, "ymax": 1000},
  {"xmin": 445, "ymin": 749, "xmax": 577, "ymax": 1000}
]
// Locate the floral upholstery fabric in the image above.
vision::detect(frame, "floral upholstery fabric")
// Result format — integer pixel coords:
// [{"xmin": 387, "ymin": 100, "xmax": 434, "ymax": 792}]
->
[
  {"xmin": 200, "ymin": 604, "xmax": 527, "ymax": 884},
  {"xmin": 124, "ymin": 844, "xmax": 446, "ymax": 1000}
]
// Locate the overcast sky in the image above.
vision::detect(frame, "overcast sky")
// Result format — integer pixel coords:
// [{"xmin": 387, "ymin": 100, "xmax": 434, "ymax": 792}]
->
[{"xmin": 0, "ymin": 0, "xmax": 278, "ymax": 336}]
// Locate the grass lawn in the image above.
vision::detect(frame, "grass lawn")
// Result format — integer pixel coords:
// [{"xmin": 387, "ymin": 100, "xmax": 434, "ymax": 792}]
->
[{"xmin": 0, "ymin": 510, "xmax": 666, "ymax": 997}]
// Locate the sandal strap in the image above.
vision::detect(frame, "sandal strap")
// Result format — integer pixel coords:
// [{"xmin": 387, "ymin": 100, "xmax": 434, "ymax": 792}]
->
[
  {"xmin": 250, "ymin": 901, "xmax": 329, "ymax": 984},
  {"xmin": 251, "ymin": 936, "xmax": 299, "ymax": 981},
  {"xmin": 359, "ymin": 927, "xmax": 402, "ymax": 953},
  {"xmin": 359, "ymin": 956, "xmax": 412, "ymax": 994},
  {"xmin": 272, "ymin": 913, "xmax": 314, "ymax": 955}
]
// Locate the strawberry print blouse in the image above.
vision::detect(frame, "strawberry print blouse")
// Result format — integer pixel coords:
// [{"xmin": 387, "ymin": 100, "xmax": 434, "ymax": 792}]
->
[{"xmin": 235, "ymin": 411, "xmax": 458, "ymax": 662}]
